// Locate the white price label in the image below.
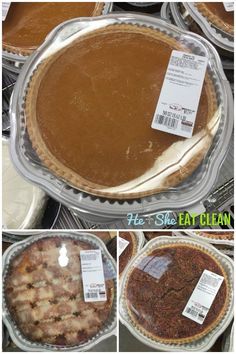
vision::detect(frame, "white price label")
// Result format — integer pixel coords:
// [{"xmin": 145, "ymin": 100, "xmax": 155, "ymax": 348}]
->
[
  {"xmin": 152, "ymin": 50, "xmax": 208, "ymax": 138},
  {"xmin": 2, "ymin": 2, "xmax": 11, "ymax": 21},
  {"xmin": 80, "ymin": 250, "xmax": 107, "ymax": 302},
  {"xmin": 118, "ymin": 237, "xmax": 130, "ymax": 257},
  {"xmin": 223, "ymin": 2, "xmax": 234, "ymax": 12},
  {"xmin": 182, "ymin": 269, "xmax": 224, "ymax": 324}
]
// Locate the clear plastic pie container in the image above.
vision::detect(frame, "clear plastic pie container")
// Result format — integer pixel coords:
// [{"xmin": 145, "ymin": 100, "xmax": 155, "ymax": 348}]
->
[
  {"xmin": 119, "ymin": 231, "xmax": 145, "ymax": 277},
  {"xmin": 128, "ymin": 231, "xmax": 145, "ymax": 251},
  {"xmin": 119, "ymin": 236, "xmax": 234, "ymax": 352},
  {"xmin": 169, "ymin": 2, "xmax": 190, "ymax": 30},
  {"xmin": 222, "ymin": 321, "xmax": 234, "ymax": 352},
  {"xmin": 183, "ymin": 2, "xmax": 234, "ymax": 53},
  {"xmin": 2, "ymin": 2, "xmax": 113, "ymax": 74},
  {"xmin": 214, "ymin": 245, "xmax": 234, "ymax": 258},
  {"xmin": 145, "ymin": 231, "xmax": 176, "ymax": 240},
  {"xmin": 160, "ymin": 2, "xmax": 171, "ymax": 22},
  {"xmin": 9, "ymin": 13, "xmax": 233, "ymax": 221},
  {"xmin": 131, "ymin": 231, "xmax": 145, "ymax": 250},
  {"xmin": 2, "ymin": 232, "xmax": 117, "ymax": 352},
  {"xmin": 2, "ymin": 137, "xmax": 47, "ymax": 229},
  {"xmin": 170, "ymin": 3, "xmax": 234, "ymax": 63},
  {"xmin": 127, "ymin": 2, "xmax": 157, "ymax": 7},
  {"xmin": 184, "ymin": 230, "xmax": 234, "ymax": 246}
]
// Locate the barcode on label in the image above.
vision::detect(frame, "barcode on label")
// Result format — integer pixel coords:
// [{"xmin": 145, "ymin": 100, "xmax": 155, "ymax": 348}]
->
[
  {"xmin": 86, "ymin": 292, "xmax": 98, "ymax": 299},
  {"xmin": 155, "ymin": 114, "xmax": 178, "ymax": 129},
  {"xmin": 186, "ymin": 306, "xmax": 206, "ymax": 320},
  {"xmin": 86, "ymin": 291, "xmax": 106, "ymax": 299},
  {"xmin": 182, "ymin": 270, "xmax": 224, "ymax": 324},
  {"xmin": 152, "ymin": 50, "xmax": 208, "ymax": 138},
  {"xmin": 80, "ymin": 249, "xmax": 107, "ymax": 302},
  {"xmin": 80, "ymin": 253, "xmax": 97, "ymax": 262},
  {"xmin": 186, "ymin": 307, "xmax": 198, "ymax": 317}
]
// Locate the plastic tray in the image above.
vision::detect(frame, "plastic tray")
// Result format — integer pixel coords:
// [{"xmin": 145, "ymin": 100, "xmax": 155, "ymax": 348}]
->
[
  {"xmin": 2, "ymin": 231, "xmax": 117, "ymax": 351},
  {"xmin": 183, "ymin": 3, "xmax": 234, "ymax": 53},
  {"xmin": 10, "ymin": 13, "xmax": 233, "ymax": 221},
  {"xmin": 2, "ymin": 2, "xmax": 113, "ymax": 74},
  {"xmin": 184, "ymin": 230, "xmax": 234, "ymax": 246},
  {"xmin": 119, "ymin": 236, "xmax": 234, "ymax": 352},
  {"xmin": 119, "ymin": 231, "xmax": 145, "ymax": 277}
]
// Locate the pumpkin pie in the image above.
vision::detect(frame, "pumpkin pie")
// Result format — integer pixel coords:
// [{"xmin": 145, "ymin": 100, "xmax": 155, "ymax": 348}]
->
[
  {"xmin": 4, "ymin": 237, "xmax": 114, "ymax": 346},
  {"xmin": 25, "ymin": 24, "xmax": 218, "ymax": 199},
  {"xmin": 2, "ymin": 2, "xmax": 104, "ymax": 56},
  {"xmin": 124, "ymin": 244, "xmax": 229, "ymax": 343},
  {"xmin": 195, "ymin": 2, "xmax": 234, "ymax": 35},
  {"xmin": 119, "ymin": 232, "xmax": 138, "ymax": 275}
]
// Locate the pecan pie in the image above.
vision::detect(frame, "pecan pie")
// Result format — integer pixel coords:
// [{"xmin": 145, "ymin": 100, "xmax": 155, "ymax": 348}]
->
[
  {"xmin": 2, "ymin": 2, "xmax": 104, "ymax": 55},
  {"xmin": 144, "ymin": 231, "xmax": 173, "ymax": 240},
  {"xmin": 119, "ymin": 232, "xmax": 138, "ymax": 275},
  {"xmin": 195, "ymin": 231, "xmax": 234, "ymax": 240},
  {"xmin": 4, "ymin": 237, "xmax": 114, "ymax": 346},
  {"xmin": 195, "ymin": 2, "xmax": 234, "ymax": 35},
  {"xmin": 125, "ymin": 244, "xmax": 229, "ymax": 343},
  {"xmin": 25, "ymin": 24, "xmax": 218, "ymax": 199}
]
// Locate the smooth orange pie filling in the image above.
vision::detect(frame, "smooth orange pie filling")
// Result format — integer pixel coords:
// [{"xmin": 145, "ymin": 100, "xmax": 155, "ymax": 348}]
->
[
  {"xmin": 2, "ymin": 2, "xmax": 104, "ymax": 55},
  {"xmin": 26, "ymin": 25, "xmax": 218, "ymax": 199}
]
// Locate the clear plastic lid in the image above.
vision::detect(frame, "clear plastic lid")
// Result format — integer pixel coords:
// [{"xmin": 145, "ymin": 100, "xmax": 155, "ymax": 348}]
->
[
  {"xmin": 184, "ymin": 230, "xmax": 234, "ymax": 246},
  {"xmin": 2, "ymin": 2, "xmax": 113, "ymax": 56},
  {"xmin": 183, "ymin": 3, "xmax": 234, "ymax": 52},
  {"xmin": 2, "ymin": 232, "xmax": 117, "ymax": 351},
  {"xmin": 2, "ymin": 138, "xmax": 46, "ymax": 229},
  {"xmin": 119, "ymin": 237, "xmax": 234, "ymax": 351},
  {"xmin": 10, "ymin": 13, "xmax": 233, "ymax": 218},
  {"xmin": 169, "ymin": 3, "xmax": 233, "ymax": 69},
  {"xmin": 119, "ymin": 231, "xmax": 145, "ymax": 275},
  {"xmin": 194, "ymin": 2, "xmax": 234, "ymax": 36},
  {"xmin": 125, "ymin": 244, "xmax": 227, "ymax": 342},
  {"xmin": 2, "ymin": 2, "xmax": 113, "ymax": 74},
  {"xmin": 144, "ymin": 231, "xmax": 174, "ymax": 240}
]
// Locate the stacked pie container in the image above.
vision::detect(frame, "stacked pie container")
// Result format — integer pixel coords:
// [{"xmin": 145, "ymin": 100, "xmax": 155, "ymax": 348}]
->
[
  {"xmin": 119, "ymin": 236, "xmax": 234, "ymax": 351},
  {"xmin": 119, "ymin": 231, "xmax": 145, "ymax": 277},
  {"xmin": 2, "ymin": 2, "xmax": 113, "ymax": 74},
  {"xmin": 2, "ymin": 232, "xmax": 117, "ymax": 351},
  {"xmin": 166, "ymin": 3, "xmax": 234, "ymax": 70},
  {"xmin": 183, "ymin": 2, "xmax": 234, "ymax": 53},
  {"xmin": 9, "ymin": 13, "xmax": 233, "ymax": 223}
]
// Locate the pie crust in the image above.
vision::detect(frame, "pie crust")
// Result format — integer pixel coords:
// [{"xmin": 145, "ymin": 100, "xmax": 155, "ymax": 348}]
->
[
  {"xmin": 195, "ymin": 231, "xmax": 234, "ymax": 240},
  {"xmin": 25, "ymin": 24, "xmax": 218, "ymax": 199},
  {"xmin": 4, "ymin": 237, "xmax": 114, "ymax": 346},
  {"xmin": 195, "ymin": 3, "xmax": 234, "ymax": 35},
  {"xmin": 124, "ymin": 244, "xmax": 230, "ymax": 344},
  {"xmin": 2, "ymin": 2, "xmax": 105, "ymax": 56},
  {"xmin": 144, "ymin": 231, "xmax": 173, "ymax": 240},
  {"xmin": 119, "ymin": 232, "xmax": 138, "ymax": 275}
]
